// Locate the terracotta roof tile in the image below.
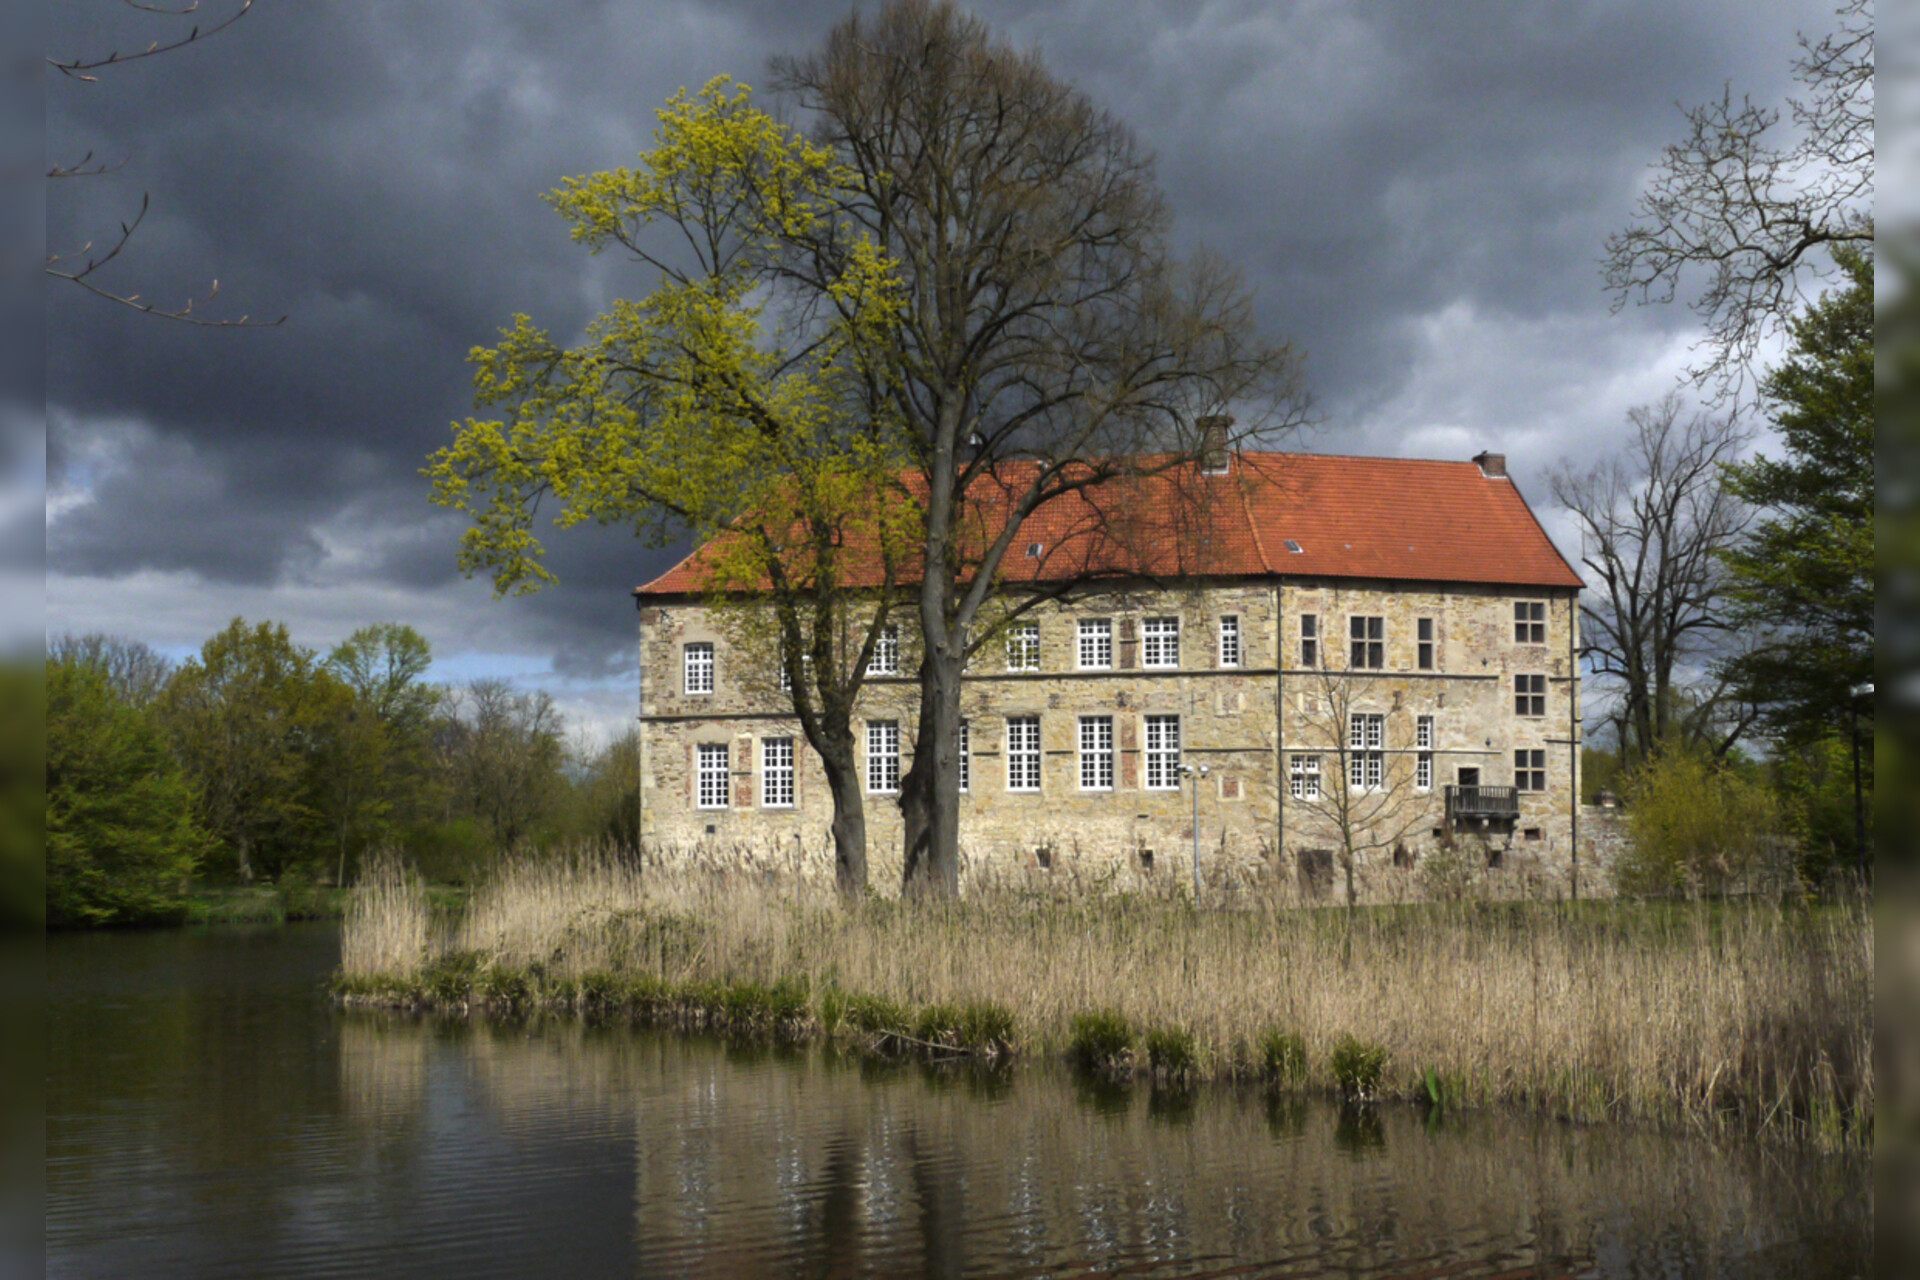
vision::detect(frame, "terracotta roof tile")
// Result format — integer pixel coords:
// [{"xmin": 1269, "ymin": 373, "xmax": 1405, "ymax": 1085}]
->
[{"xmin": 636, "ymin": 451, "xmax": 1581, "ymax": 596}]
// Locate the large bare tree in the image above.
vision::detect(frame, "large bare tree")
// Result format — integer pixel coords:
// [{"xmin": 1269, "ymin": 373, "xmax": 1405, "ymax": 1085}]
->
[
  {"xmin": 773, "ymin": 0, "xmax": 1306, "ymax": 896},
  {"xmin": 1550, "ymin": 395, "xmax": 1753, "ymax": 766},
  {"xmin": 1603, "ymin": 0, "xmax": 1871, "ymax": 392}
]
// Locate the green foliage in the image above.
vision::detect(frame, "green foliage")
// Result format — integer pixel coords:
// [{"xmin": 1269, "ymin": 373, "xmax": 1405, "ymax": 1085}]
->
[
  {"xmin": 158, "ymin": 618, "xmax": 340, "ymax": 882},
  {"xmin": 1767, "ymin": 731, "xmax": 1862, "ymax": 885},
  {"xmin": 844, "ymin": 994, "xmax": 909, "ymax": 1035},
  {"xmin": 1259, "ymin": 1029, "xmax": 1309, "ymax": 1085},
  {"xmin": 1329, "ymin": 1034, "xmax": 1389, "ymax": 1098},
  {"xmin": 1069, "ymin": 1009, "xmax": 1134, "ymax": 1070},
  {"xmin": 1144, "ymin": 1025, "xmax": 1197, "ymax": 1077},
  {"xmin": 0, "ymin": 663, "xmax": 44, "ymax": 929},
  {"xmin": 421, "ymin": 951, "xmax": 482, "ymax": 1004},
  {"xmin": 46, "ymin": 658, "xmax": 205, "ymax": 926},
  {"xmin": 1718, "ymin": 247, "xmax": 1874, "ymax": 748},
  {"xmin": 1617, "ymin": 746, "xmax": 1786, "ymax": 895}
]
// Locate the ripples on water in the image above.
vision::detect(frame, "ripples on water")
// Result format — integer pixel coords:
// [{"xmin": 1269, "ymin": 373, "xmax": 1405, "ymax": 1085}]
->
[{"xmin": 47, "ymin": 925, "xmax": 1868, "ymax": 1279}]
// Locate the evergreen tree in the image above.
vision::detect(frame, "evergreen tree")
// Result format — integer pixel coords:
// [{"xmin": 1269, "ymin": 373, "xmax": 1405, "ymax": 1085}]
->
[{"xmin": 1717, "ymin": 246, "xmax": 1873, "ymax": 745}]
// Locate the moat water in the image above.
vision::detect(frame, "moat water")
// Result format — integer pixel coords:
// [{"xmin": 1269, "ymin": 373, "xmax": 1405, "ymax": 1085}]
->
[{"xmin": 47, "ymin": 924, "xmax": 1869, "ymax": 1278}]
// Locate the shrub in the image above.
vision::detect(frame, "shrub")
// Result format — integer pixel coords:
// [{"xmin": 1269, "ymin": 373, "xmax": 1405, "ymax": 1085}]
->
[
  {"xmin": 1144, "ymin": 1025, "xmax": 1196, "ymax": 1077},
  {"xmin": 844, "ymin": 994, "xmax": 909, "ymax": 1035},
  {"xmin": 421, "ymin": 950, "xmax": 481, "ymax": 1004},
  {"xmin": 1617, "ymin": 746, "xmax": 1787, "ymax": 895},
  {"xmin": 1259, "ymin": 1029, "xmax": 1309, "ymax": 1085},
  {"xmin": 767, "ymin": 976, "xmax": 810, "ymax": 1024},
  {"xmin": 477, "ymin": 965, "xmax": 530, "ymax": 1006},
  {"xmin": 1069, "ymin": 1009, "xmax": 1134, "ymax": 1070},
  {"xmin": 1330, "ymin": 1034, "xmax": 1389, "ymax": 1098},
  {"xmin": 957, "ymin": 1001, "xmax": 1016, "ymax": 1054}
]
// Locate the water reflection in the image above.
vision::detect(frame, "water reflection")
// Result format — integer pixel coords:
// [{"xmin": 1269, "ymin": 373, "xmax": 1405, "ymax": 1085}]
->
[{"xmin": 47, "ymin": 927, "xmax": 1870, "ymax": 1279}]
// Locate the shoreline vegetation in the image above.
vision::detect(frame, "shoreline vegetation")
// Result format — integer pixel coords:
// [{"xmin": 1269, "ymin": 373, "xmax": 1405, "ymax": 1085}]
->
[{"xmin": 334, "ymin": 851, "xmax": 1872, "ymax": 1149}]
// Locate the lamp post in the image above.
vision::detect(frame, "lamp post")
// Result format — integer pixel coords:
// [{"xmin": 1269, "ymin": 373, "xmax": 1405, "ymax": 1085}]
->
[
  {"xmin": 1183, "ymin": 762, "xmax": 1210, "ymax": 902},
  {"xmin": 1850, "ymin": 682, "xmax": 1873, "ymax": 883}
]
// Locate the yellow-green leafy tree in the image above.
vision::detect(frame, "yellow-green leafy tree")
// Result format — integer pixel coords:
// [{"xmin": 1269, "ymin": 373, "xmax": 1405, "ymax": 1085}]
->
[{"xmin": 427, "ymin": 79, "xmax": 918, "ymax": 894}]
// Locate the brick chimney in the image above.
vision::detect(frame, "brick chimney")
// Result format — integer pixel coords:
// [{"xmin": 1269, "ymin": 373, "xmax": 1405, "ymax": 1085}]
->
[
  {"xmin": 1472, "ymin": 450, "xmax": 1507, "ymax": 479},
  {"xmin": 1198, "ymin": 415, "xmax": 1233, "ymax": 474}
]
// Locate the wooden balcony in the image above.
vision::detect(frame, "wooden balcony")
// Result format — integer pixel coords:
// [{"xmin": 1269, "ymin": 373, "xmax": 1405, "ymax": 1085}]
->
[{"xmin": 1445, "ymin": 785, "xmax": 1519, "ymax": 821}]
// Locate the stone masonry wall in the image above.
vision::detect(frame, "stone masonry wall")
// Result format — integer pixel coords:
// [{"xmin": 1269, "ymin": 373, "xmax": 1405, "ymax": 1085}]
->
[{"xmin": 637, "ymin": 577, "xmax": 1585, "ymax": 900}]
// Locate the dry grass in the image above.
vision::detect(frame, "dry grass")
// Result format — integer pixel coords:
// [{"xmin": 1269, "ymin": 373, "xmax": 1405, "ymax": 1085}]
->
[{"xmin": 338, "ymin": 848, "xmax": 1872, "ymax": 1145}]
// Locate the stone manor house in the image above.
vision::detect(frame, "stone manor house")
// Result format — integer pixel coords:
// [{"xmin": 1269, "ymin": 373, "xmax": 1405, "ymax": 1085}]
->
[{"xmin": 633, "ymin": 449, "xmax": 1587, "ymax": 897}]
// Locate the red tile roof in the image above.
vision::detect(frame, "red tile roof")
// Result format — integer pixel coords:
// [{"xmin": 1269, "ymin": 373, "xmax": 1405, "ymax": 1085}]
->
[{"xmin": 636, "ymin": 451, "xmax": 1582, "ymax": 596}]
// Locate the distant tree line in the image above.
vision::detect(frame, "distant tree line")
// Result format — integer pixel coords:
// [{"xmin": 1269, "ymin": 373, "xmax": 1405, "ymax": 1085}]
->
[{"xmin": 45, "ymin": 619, "xmax": 639, "ymax": 926}]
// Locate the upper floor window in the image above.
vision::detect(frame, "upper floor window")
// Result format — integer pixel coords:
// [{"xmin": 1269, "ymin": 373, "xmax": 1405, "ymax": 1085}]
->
[
  {"xmin": 761, "ymin": 738, "xmax": 795, "ymax": 809},
  {"xmin": 1416, "ymin": 618, "xmax": 1435, "ymax": 670},
  {"xmin": 684, "ymin": 642, "xmax": 715, "ymax": 695},
  {"xmin": 867, "ymin": 626, "xmax": 899, "ymax": 676},
  {"xmin": 1348, "ymin": 712, "xmax": 1384, "ymax": 790},
  {"xmin": 1349, "ymin": 616, "xmax": 1384, "ymax": 669},
  {"xmin": 1218, "ymin": 616, "xmax": 1241, "ymax": 667},
  {"xmin": 696, "ymin": 742, "xmax": 730, "ymax": 809},
  {"xmin": 1077, "ymin": 618, "xmax": 1113, "ymax": 670},
  {"xmin": 1515, "ymin": 748, "xmax": 1547, "ymax": 792},
  {"xmin": 1515, "ymin": 674, "xmax": 1547, "ymax": 717},
  {"xmin": 957, "ymin": 719, "xmax": 971, "ymax": 794},
  {"xmin": 1144, "ymin": 715, "xmax": 1181, "ymax": 790},
  {"xmin": 1078, "ymin": 715, "xmax": 1114, "ymax": 791},
  {"xmin": 1006, "ymin": 622, "xmax": 1041, "ymax": 672},
  {"xmin": 1006, "ymin": 716, "xmax": 1042, "ymax": 793},
  {"xmin": 1514, "ymin": 601, "xmax": 1547, "ymax": 644},
  {"xmin": 1142, "ymin": 617, "xmax": 1180, "ymax": 668},
  {"xmin": 866, "ymin": 721, "xmax": 900, "ymax": 795},
  {"xmin": 1415, "ymin": 715, "xmax": 1434, "ymax": 792},
  {"xmin": 1300, "ymin": 614, "xmax": 1318, "ymax": 668}
]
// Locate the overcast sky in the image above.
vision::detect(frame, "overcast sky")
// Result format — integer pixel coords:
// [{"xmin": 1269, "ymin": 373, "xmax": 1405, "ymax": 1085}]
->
[{"xmin": 39, "ymin": 0, "xmax": 1844, "ymax": 744}]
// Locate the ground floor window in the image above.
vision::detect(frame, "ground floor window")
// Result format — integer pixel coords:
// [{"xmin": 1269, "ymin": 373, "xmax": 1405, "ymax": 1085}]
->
[
  {"xmin": 1290, "ymin": 754, "xmax": 1321, "ymax": 800},
  {"xmin": 1348, "ymin": 713, "xmax": 1384, "ymax": 790},
  {"xmin": 1079, "ymin": 715, "xmax": 1114, "ymax": 791},
  {"xmin": 867, "ymin": 721, "xmax": 900, "ymax": 794},
  {"xmin": 761, "ymin": 737, "xmax": 794, "ymax": 808},
  {"xmin": 1145, "ymin": 715, "xmax": 1181, "ymax": 789},
  {"xmin": 1006, "ymin": 716, "xmax": 1041, "ymax": 792},
  {"xmin": 1415, "ymin": 715, "xmax": 1434, "ymax": 792},
  {"xmin": 696, "ymin": 743, "xmax": 729, "ymax": 809}
]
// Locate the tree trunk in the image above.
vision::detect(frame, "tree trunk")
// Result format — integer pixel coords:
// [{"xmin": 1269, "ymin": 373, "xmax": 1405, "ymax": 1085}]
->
[
  {"xmin": 901, "ymin": 648, "xmax": 963, "ymax": 898},
  {"xmin": 820, "ymin": 746, "xmax": 869, "ymax": 897},
  {"xmin": 237, "ymin": 831, "xmax": 253, "ymax": 885}
]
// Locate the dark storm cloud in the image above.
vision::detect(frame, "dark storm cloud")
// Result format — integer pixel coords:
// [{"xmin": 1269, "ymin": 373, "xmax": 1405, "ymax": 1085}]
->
[{"xmin": 44, "ymin": 0, "xmax": 1840, "ymax": 692}]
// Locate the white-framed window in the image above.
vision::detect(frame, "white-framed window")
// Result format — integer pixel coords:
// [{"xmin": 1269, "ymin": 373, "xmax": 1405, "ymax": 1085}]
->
[
  {"xmin": 1416, "ymin": 618, "xmax": 1435, "ymax": 671},
  {"xmin": 1218, "ymin": 615, "xmax": 1241, "ymax": 667},
  {"xmin": 1348, "ymin": 713, "xmax": 1385, "ymax": 790},
  {"xmin": 1515, "ymin": 748, "xmax": 1547, "ymax": 792},
  {"xmin": 1006, "ymin": 622, "xmax": 1041, "ymax": 672},
  {"xmin": 1078, "ymin": 715, "xmax": 1114, "ymax": 791},
  {"xmin": 684, "ymin": 642, "xmax": 715, "ymax": 695},
  {"xmin": 867, "ymin": 625, "xmax": 899, "ymax": 676},
  {"xmin": 1142, "ymin": 617, "xmax": 1180, "ymax": 668},
  {"xmin": 1077, "ymin": 618, "xmax": 1113, "ymax": 670},
  {"xmin": 957, "ymin": 719, "xmax": 970, "ymax": 793},
  {"xmin": 1515, "ymin": 673, "xmax": 1547, "ymax": 717},
  {"xmin": 696, "ymin": 742, "xmax": 729, "ymax": 809},
  {"xmin": 1349, "ymin": 616, "xmax": 1384, "ymax": 669},
  {"xmin": 1300, "ymin": 613, "xmax": 1318, "ymax": 668},
  {"xmin": 1514, "ymin": 601, "xmax": 1547, "ymax": 644},
  {"xmin": 761, "ymin": 737, "xmax": 795, "ymax": 808},
  {"xmin": 1006, "ymin": 715, "xmax": 1041, "ymax": 792},
  {"xmin": 1289, "ymin": 754, "xmax": 1321, "ymax": 800},
  {"xmin": 866, "ymin": 721, "xmax": 900, "ymax": 794},
  {"xmin": 777, "ymin": 647, "xmax": 811, "ymax": 693},
  {"xmin": 1415, "ymin": 715, "xmax": 1434, "ymax": 792},
  {"xmin": 1145, "ymin": 715, "xmax": 1181, "ymax": 790}
]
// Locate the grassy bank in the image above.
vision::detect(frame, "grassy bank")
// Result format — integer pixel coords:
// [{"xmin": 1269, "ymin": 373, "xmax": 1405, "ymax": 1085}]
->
[
  {"xmin": 185, "ymin": 882, "xmax": 467, "ymax": 927},
  {"xmin": 335, "ymin": 853, "xmax": 1872, "ymax": 1146}
]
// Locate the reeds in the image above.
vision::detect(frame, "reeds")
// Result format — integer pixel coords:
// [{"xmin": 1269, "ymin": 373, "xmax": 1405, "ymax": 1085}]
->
[{"xmin": 337, "ymin": 849, "xmax": 1872, "ymax": 1145}]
